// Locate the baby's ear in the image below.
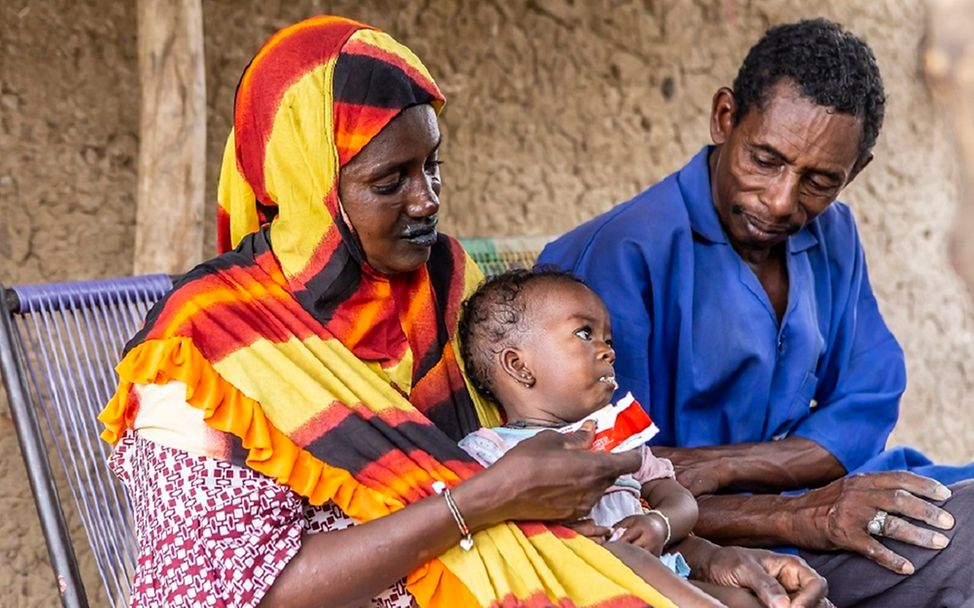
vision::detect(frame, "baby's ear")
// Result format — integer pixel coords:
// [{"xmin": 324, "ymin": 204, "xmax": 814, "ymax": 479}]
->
[{"xmin": 500, "ymin": 348, "xmax": 535, "ymax": 388}]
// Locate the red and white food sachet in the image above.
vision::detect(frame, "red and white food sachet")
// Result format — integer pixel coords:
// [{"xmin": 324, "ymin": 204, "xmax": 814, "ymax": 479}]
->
[{"xmin": 559, "ymin": 392, "xmax": 659, "ymax": 452}]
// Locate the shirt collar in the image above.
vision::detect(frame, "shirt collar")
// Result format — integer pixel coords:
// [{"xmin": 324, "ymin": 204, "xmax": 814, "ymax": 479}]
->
[{"xmin": 677, "ymin": 145, "xmax": 819, "ymax": 253}]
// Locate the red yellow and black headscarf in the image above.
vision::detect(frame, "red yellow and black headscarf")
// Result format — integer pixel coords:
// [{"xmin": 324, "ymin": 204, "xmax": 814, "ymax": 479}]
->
[{"xmin": 100, "ymin": 15, "xmax": 672, "ymax": 608}]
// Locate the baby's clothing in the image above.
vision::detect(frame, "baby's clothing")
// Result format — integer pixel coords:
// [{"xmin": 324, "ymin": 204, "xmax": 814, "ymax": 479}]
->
[{"xmin": 459, "ymin": 426, "xmax": 690, "ymax": 577}]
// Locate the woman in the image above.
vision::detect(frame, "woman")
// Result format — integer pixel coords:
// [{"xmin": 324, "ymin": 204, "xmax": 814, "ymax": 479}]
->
[{"xmin": 99, "ymin": 15, "xmax": 827, "ymax": 608}]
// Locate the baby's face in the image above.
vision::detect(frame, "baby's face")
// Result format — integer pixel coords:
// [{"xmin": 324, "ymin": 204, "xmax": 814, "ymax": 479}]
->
[{"xmin": 518, "ymin": 281, "xmax": 617, "ymax": 422}]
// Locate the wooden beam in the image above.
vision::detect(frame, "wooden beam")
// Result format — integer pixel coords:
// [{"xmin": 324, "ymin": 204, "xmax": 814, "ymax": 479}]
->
[
  {"xmin": 134, "ymin": 0, "xmax": 206, "ymax": 274},
  {"xmin": 925, "ymin": 0, "xmax": 974, "ymax": 295}
]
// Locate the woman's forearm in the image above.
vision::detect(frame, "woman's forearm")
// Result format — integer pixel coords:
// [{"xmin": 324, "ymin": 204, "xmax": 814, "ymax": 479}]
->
[{"xmin": 260, "ymin": 492, "xmax": 472, "ymax": 607}]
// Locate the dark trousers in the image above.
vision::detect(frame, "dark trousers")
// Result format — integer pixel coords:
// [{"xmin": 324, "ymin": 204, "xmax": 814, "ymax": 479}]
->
[{"xmin": 800, "ymin": 480, "xmax": 974, "ymax": 607}]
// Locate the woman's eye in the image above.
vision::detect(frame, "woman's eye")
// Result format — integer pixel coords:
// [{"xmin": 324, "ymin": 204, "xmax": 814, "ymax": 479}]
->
[
  {"xmin": 373, "ymin": 176, "xmax": 403, "ymax": 195},
  {"xmin": 574, "ymin": 327, "xmax": 592, "ymax": 340}
]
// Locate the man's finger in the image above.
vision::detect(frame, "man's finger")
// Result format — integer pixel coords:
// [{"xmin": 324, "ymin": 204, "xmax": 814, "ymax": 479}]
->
[
  {"xmin": 880, "ymin": 514, "xmax": 951, "ymax": 549},
  {"xmin": 785, "ymin": 569, "xmax": 829, "ymax": 608},
  {"xmin": 855, "ymin": 471, "xmax": 952, "ymax": 501},
  {"xmin": 858, "ymin": 536, "xmax": 915, "ymax": 575},
  {"xmin": 738, "ymin": 567, "xmax": 790, "ymax": 608},
  {"xmin": 878, "ymin": 489, "xmax": 955, "ymax": 530}
]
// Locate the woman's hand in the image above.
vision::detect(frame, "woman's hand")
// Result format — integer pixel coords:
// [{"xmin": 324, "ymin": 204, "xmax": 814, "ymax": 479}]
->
[
  {"xmin": 563, "ymin": 519, "xmax": 611, "ymax": 543},
  {"xmin": 453, "ymin": 422, "xmax": 643, "ymax": 530},
  {"xmin": 678, "ymin": 536, "xmax": 829, "ymax": 608},
  {"xmin": 790, "ymin": 472, "xmax": 953, "ymax": 574}
]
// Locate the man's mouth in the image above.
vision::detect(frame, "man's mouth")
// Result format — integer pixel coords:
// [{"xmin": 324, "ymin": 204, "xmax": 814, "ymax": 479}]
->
[
  {"xmin": 741, "ymin": 212, "xmax": 792, "ymax": 238},
  {"xmin": 598, "ymin": 374, "xmax": 618, "ymax": 390}
]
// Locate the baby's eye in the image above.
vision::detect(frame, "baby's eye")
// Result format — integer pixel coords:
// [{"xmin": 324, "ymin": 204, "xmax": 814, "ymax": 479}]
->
[
  {"xmin": 605, "ymin": 337, "xmax": 613, "ymax": 348},
  {"xmin": 574, "ymin": 327, "xmax": 593, "ymax": 340}
]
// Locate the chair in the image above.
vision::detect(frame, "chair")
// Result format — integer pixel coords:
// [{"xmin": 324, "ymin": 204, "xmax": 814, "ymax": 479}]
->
[{"xmin": 0, "ymin": 236, "xmax": 550, "ymax": 607}]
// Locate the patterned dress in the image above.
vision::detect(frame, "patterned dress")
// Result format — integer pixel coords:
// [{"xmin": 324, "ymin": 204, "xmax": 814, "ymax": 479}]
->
[{"xmin": 110, "ymin": 430, "xmax": 414, "ymax": 608}]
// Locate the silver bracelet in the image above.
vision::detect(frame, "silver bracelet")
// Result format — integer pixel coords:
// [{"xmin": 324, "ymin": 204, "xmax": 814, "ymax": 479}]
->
[
  {"xmin": 644, "ymin": 509, "xmax": 672, "ymax": 548},
  {"xmin": 432, "ymin": 481, "xmax": 474, "ymax": 551}
]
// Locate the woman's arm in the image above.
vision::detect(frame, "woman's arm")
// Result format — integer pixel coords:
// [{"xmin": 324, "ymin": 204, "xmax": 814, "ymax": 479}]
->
[{"xmin": 261, "ymin": 425, "xmax": 644, "ymax": 607}]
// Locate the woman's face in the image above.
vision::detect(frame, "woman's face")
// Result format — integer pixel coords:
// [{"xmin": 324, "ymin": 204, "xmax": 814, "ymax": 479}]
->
[{"xmin": 338, "ymin": 104, "xmax": 442, "ymax": 275}]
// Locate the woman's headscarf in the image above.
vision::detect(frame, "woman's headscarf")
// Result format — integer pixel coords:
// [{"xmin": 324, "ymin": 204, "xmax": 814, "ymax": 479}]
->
[{"xmin": 100, "ymin": 16, "xmax": 672, "ymax": 607}]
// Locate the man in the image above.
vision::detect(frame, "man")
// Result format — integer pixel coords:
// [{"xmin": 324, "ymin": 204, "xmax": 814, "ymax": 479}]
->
[{"xmin": 539, "ymin": 18, "xmax": 974, "ymax": 606}]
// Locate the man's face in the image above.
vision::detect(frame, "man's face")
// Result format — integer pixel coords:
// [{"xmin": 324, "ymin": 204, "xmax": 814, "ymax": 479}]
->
[{"xmin": 709, "ymin": 80, "xmax": 867, "ymax": 254}]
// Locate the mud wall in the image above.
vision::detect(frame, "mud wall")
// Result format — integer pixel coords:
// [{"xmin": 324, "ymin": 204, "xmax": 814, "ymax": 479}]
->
[{"xmin": 2, "ymin": 0, "xmax": 971, "ymax": 604}]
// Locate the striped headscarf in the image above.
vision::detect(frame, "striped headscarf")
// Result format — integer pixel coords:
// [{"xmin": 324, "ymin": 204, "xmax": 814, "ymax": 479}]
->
[{"xmin": 100, "ymin": 16, "xmax": 672, "ymax": 607}]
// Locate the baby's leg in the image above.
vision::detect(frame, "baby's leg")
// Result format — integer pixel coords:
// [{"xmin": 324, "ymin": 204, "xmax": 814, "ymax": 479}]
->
[{"xmin": 601, "ymin": 541, "xmax": 724, "ymax": 607}]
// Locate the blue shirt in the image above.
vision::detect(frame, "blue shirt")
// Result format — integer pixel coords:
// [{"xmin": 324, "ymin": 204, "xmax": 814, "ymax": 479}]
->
[{"xmin": 539, "ymin": 146, "xmax": 910, "ymax": 474}]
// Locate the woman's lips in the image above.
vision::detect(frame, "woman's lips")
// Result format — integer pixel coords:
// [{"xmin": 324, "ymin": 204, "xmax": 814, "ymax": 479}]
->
[{"xmin": 400, "ymin": 223, "xmax": 438, "ymax": 246}]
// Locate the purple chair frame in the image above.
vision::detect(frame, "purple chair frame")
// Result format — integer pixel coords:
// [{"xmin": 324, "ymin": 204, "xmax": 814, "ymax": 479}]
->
[{"xmin": 0, "ymin": 275, "xmax": 173, "ymax": 608}]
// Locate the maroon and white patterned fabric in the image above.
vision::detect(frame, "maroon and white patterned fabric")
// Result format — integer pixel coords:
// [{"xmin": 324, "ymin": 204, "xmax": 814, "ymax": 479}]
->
[{"xmin": 110, "ymin": 432, "xmax": 414, "ymax": 607}]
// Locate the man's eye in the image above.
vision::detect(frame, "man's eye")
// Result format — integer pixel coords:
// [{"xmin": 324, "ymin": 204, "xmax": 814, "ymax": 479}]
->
[
  {"xmin": 752, "ymin": 154, "xmax": 777, "ymax": 169},
  {"xmin": 574, "ymin": 327, "xmax": 593, "ymax": 340},
  {"xmin": 806, "ymin": 178, "xmax": 837, "ymax": 194},
  {"xmin": 425, "ymin": 159, "xmax": 444, "ymax": 174}
]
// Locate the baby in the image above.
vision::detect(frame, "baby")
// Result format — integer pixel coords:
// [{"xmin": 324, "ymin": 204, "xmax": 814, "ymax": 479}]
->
[{"xmin": 458, "ymin": 269, "xmax": 765, "ymax": 608}]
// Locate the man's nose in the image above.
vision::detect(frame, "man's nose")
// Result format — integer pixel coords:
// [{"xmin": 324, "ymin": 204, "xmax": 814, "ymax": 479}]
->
[
  {"xmin": 599, "ymin": 343, "xmax": 616, "ymax": 364},
  {"xmin": 761, "ymin": 170, "xmax": 800, "ymax": 220}
]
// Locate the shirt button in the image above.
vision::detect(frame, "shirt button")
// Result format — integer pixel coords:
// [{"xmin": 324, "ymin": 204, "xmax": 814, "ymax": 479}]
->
[{"xmin": 777, "ymin": 338, "xmax": 784, "ymax": 353}]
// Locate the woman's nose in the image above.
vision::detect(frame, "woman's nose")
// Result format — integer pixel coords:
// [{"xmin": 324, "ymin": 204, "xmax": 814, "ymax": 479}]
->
[{"xmin": 406, "ymin": 176, "xmax": 440, "ymax": 218}]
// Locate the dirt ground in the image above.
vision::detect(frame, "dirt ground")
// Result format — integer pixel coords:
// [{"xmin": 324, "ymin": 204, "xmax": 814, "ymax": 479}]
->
[{"xmin": 2, "ymin": 0, "xmax": 973, "ymax": 605}]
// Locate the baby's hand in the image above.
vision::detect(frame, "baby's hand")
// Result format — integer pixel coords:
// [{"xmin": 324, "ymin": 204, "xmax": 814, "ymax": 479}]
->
[{"xmin": 611, "ymin": 514, "xmax": 668, "ymax": 556}]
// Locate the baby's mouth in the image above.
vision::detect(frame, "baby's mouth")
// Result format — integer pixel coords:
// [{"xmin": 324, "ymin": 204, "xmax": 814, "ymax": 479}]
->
[{"xmin": 598, "ymin": 375, "xmax": 619, "ymax": 390}]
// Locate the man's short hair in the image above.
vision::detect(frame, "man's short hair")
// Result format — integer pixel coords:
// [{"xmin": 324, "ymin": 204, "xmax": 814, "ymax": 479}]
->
[{"xmin": 732, "ymin": 18, "xmax": 886, "ymax": 165}]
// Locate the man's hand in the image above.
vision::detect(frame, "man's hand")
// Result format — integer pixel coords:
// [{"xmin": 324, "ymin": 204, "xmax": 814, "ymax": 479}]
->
[
  {"xmin": 680, "ymin": 536, "xmax": 830, "ymax": 608},
  {"xmin": 793, "ymin": 472, "xmax": 954, "ymax": 574}
]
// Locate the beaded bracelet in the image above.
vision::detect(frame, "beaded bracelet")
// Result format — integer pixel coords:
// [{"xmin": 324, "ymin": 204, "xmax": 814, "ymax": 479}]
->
[
  {"xmin": 432, "ymin": 481, "xmax": 474, "ymax": 551},
  {"xmin": 644, "ymin": 508, "xmax": 672, "ymax": 548}
]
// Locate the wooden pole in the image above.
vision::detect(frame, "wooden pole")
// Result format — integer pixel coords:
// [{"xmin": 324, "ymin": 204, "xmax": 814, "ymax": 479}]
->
[
  {"xmin": 925, "ymin": 0, "xmax": 974, "ymax": 295},
  {"xmin": 134, "ymin": 0, "xmax": 206, "ymax": 274}
]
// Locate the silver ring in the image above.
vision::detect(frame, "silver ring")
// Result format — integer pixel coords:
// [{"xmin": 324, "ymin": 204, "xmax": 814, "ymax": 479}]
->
[{"xmin": 867, "ymin": 510, "xmax": 888, "ymax": 536}]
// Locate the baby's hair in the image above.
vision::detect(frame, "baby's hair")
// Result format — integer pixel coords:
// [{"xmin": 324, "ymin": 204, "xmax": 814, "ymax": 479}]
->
[{"xmin": 458, "ymin": 267, "xmax": 588, "ymax": 405}]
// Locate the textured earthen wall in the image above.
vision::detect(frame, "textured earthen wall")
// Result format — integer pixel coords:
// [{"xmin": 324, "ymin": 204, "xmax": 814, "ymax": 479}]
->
[{"xmin": 2, "ymin": 0, "xmax": 972, "ymax": 604}]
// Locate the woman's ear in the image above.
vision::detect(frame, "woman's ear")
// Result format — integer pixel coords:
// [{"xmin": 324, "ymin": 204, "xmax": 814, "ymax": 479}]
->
[{"xmin": 500, "ymin": 348, "xmax": 535, "ymax": 388}]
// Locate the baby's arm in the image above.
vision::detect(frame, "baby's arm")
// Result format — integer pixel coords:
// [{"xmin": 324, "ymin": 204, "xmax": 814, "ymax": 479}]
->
[
  {"xmin": 612, "ymin": 447, "xmax": 698, "ymax": 554},
  {"xmin": 642, "ymin": 477, "xmax": 699, "ymax": 546}
]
